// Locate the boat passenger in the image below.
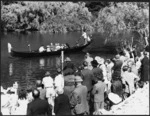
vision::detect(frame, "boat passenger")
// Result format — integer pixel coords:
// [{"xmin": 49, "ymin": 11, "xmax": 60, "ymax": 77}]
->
[
  {"xmin": 46, "ymin": 45, "xmax": 51, "ymax": 52},
  {"xmin": 39, "ymin": 45, "xmax": 45, "ymax": 53},
  {"xmin": 56, "ymin": 43, "xmax": 61, "ymax": 51},
  {"xmin": 50, "ymin": 43, "xmax": 54, "ymax": 51}
]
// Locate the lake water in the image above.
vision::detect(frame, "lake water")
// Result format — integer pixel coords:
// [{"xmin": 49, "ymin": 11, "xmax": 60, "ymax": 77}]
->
[{"xmin": 1, "ymin": 31, "xmax": 116, "ymax": 89}]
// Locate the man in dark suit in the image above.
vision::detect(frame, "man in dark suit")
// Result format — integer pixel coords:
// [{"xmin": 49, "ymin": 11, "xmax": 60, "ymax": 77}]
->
[
  {"xmin": 141, "ymin": 52, "xmax": 149, "ymax": 83},
  {"xmin": 91, "ymin": 60, "xmax": 103, "ymax": 83},
  {"xmin": 54, "ymin": 89, "xmax": 71, "ymax": 115},
  {"xmin": 27, "ymin": 89, "xmax": 52, "ymax": 116},
  {"xmin": 112, "ymin": 54, "xmax": 123, "ymax": 80},
  {"xmin": 70, "ymin": 75, "xmax": 89, "ymax": 115},
  {"xmin": 81, "ymin": 61, "xmax": 95, "ymax": 114}
]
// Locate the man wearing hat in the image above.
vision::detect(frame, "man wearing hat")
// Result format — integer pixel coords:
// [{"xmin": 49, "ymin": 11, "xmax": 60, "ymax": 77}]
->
[
  {"xmin": 70, "ymin": 75, "xmax": 89, "ymax": 115},
  {"xmin": 63, "ymin": 57, "xmax": 76, "ymax": 76},
  {"xmin": 42, "ymin": 71, "xmax": 55, "ymax": 115}
]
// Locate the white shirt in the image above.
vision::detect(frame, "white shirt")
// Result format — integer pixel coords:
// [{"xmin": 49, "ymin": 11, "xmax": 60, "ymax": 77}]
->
[
  {"xmin": 82, "ymin": 32, "xmax": 88, "ymax": 38},
  {"xmin": 39, "ymin": 46, "xmax": 45, "ymax": 53},
  {"xmin": 47, "ymin": 47, "xmax": 51, "ymax": 52},
  {"xmin": 54, "ymin": 74, "xmax": 64, "ymax": 90},
  {"xmin": 42, "ymin": 76, "xmax": 54, "ymax": 88},
  {"xmin": 122, "ymin": 71, "xmax": 139, "ymax": 94}
]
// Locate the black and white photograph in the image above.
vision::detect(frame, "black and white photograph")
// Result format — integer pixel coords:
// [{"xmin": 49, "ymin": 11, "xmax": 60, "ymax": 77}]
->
[{"xmin": 1, "ymin": 1, "xmax": 149, "ymax": 115}]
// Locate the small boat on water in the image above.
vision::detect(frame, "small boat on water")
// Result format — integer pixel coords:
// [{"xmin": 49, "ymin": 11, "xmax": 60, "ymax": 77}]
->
[{"xmin": 8, "ymin": 40, "xmax": 92, "ymax": 58}]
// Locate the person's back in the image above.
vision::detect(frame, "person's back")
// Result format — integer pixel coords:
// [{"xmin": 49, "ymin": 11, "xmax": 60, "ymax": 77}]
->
[
  {"xmin": 27, "ymin": 89, "xmax": 52, "ymax": 116},
  {"xmin": 92, "ymin": 67, "xmax": 103, "ymax": 83},
  {"xmin": 141, "ymin": 53, "xmax": 149, "ymax": 82},
  {"xmin": 42, "ymin": 76, "xmax": 53, "ymax": 88},
  {"xmin": 82, "ymin": 68, "xmax": 94, "ymax": 91},
  {"xmin": 73, "ymin": 85, "xmax": 89, "ymax": 114},
  {"xmin": 111, "ymin": 79, "xmax": 123, "ymax": 97},
  {"xmin": 92, "ymin": 81, "xmax": 106, "ymax": 103},
  {"xmin": 54, "ymin": 93, "xmax": 71, "ymax": 115},
  {"xmin": 64, "ymin": 74, "xmax": 75, "ymax": 99},
  {"xmin": 122, "ymin": 68, "xmax": 139, "ymax": 95}
]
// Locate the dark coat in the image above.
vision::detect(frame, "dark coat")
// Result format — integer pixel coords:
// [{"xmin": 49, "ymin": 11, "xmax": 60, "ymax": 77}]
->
[
  {"xmin": 141, "ymin": 56, "xmax": 149, "ymax": 82},
  {"xmin": 70, "ymin": 85, "xmax": 89, "ymax": 114},
  {"xmin": 111, "ymin": 79, "xmax": 123, "ymax": 97},
  {"xmin": 81, "ymin": 68, "xmax": 95, "ymax": 91},
  {"xmin": 92, "ymin": 67, "xmax": 103, "ymax": 83},
  {"xmin": 54, "ymin": 94, "xmax": 71, "ymax": 115},
  {"xmin": 27, "ymin": 98, "xmax": 52, "ymax": 116},
  {"xmin": 112, "ymin": 59, "xmax": 123, "ymax": 78}
]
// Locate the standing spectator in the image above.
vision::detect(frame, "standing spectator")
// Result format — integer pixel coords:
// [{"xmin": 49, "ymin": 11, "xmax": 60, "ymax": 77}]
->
[
  {"xmin": 84, "ymin": 53, "xmax": 93, "ymax": 70},
  {"xmin": 121, "ymin": 66, "xmax": 140, "ymax": 97},
  {"xmin": 54, "ymin": 89, "xmax": 71, "ymax": 115},
  {"xmin": 112, "ymin": 54, "xmax": 123, "ymax": 80},
  {"xmin": 92, "ymin": 74, "xmax": 106, "ymax": 112},
  {"xmin": 63, "ymin": 57, "xmax": 76, "ymax": 75},
  {"xmin": 42, "ymin": 71, "xmax": 55, "ymax": 115},
  {"xmin": 54, "ymin": 68, "xmax": 64, "ymax": 96},
  {"xmin": 27, "ymin": 89, "xmax": 52, "ymax": 116},
  {"xmin": 81, "ymin": 61, "xmax": 95, "ymax": 94},
  {"xmin": 70, "ymin": 75, "xmax": 89, "ymax": 115},
  {"xmin": 12, "ymin": 88, "xmax": 28, "ymax": 115},
  {"xmin": 91, "ymin": 60, "xmax": 103, "ymax": 83},
  {"xmin": 111, "ymin": 77, "xmax": 124, "ymax": 99},
  {"xmin": 64, "ymin": 74, "xmax": 75, "ymax": 100},
  {"xmin": 127, "ymin": 60, "xmax": 138, "ymax": 76},
  {"xmin": 140, "ymin": 52, "xmax": 149, "ymax": 83},
  {"xmin": 36, "ymin": 80, "xmax": 46, "ymax": 100},
  {"xmin": 81, "ymin": 61, "xmax": 95, "ymax": 114}
]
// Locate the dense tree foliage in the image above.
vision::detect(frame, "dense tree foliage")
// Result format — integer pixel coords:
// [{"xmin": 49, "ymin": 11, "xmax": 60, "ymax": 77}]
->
[{"xmin": 1, "ymin": 1, "xmax": 149, "ymax": 46}]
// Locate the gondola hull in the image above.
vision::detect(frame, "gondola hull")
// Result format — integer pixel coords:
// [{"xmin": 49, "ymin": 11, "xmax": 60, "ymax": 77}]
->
[{"xmin": 9, "ymin": 41, "xmax": 92, "ymax": 58}]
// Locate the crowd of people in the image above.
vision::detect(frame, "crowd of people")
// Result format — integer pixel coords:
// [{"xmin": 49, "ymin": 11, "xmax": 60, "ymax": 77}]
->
[{"xmin": 1, "ymin": 40, "xmax": 149, "ymax": 115}]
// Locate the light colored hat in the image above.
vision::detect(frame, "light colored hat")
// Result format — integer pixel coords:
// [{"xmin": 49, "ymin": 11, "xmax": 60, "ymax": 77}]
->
[
  {"xmin": 95, "ymin": 56, "xmax": 104, "ymax": 64},
  {"xmin": 47, "ymin": 45, "xmax": 50, "ymax": 47},
  {"xmin": 45, "ymin": 71, "xmax": 50, "ymax": 76},
  {"xmin": 108, "ymin": 92, "xmax": 122, "ymax": 104},
  {"xmin": 115, "ymin": 54, "xmax": 120, "ymax": 60},
  {"xmin": 65, "ymin": 57, "xmax": 71, "ymax": 62},
  {"xmin": 75, "ymin": 76, "xmax": 83, "ymax": 82}
]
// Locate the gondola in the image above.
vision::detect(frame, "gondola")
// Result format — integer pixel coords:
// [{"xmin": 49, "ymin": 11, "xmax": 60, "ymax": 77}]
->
[{"xmin": 8, "ymin": 40, "xmax": 92, "ymax": 58}]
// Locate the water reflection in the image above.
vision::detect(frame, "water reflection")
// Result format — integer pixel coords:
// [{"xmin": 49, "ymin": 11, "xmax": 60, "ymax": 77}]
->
[
  {"xmin": 9, "ymin": 63, "xmax": 13, "ymax": 76},
  {"xmin": 39, "ymin": 58, "xmax": 45, "ymax": 69}
]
